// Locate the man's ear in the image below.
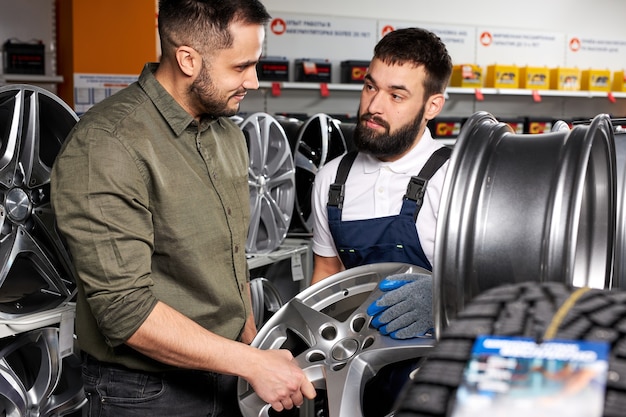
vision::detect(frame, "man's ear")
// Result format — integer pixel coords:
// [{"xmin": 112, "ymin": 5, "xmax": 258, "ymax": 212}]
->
[
  {"xmin": 175, "ymin": 46, "xmax": 199, "ymax": 77},
  {"xmin": 424, "ymin": 93, "xmax": 446, "ymax": 121}
]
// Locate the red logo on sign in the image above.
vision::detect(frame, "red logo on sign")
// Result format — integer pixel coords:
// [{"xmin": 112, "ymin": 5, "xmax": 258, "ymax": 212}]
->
[
  {"xmin": 271, "ymin": 18, "xmax": 286, "ymax": 35},
  {"xmin": 381, "ymin": 25, "xmax": 394, "ymax": 37},
  {"xmin": 479, "ymin": 31, "xmax": 493, "ymax": 47},
  {"xmin": 569, "ymin": 37, "xmax": 581, "ymax": 52}
]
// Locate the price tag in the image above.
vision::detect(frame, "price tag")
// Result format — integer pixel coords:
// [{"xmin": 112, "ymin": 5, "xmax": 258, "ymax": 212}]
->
[
  {"xmin": 451, "ymin": 335, "xmax": 609, "ymax": 417},
  {"xmin": 58, "ymin": 308, "xmax": 76, "ymax": 358},
  {"xmin": 291, "ymin": 253, "xmax": 304, "ymax": 282}
]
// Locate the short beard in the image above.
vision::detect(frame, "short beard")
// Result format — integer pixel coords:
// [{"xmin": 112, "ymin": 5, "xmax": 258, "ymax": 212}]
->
[
  {"xmin": 189, "ymin": 61, "xmax": 240, "ymax": 118},
  {"xmin": 353, "ymin": 105, "xmax": 425, "ymax": 159}
]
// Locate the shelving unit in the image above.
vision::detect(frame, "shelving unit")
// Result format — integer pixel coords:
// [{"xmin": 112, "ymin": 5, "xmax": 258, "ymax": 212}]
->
[
  {"xmin": 238, "ymin": 81, "xmax": 626, "ymax": 121},
  {"xmin": 247, "ymin": 237, "xmax": 314, "ymax": 296}
]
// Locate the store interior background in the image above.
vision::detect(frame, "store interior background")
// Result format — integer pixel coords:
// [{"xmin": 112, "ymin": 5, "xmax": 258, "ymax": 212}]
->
[{"xmin": 1, "ymin": 0, "xmax": 626, "ymax": 121}]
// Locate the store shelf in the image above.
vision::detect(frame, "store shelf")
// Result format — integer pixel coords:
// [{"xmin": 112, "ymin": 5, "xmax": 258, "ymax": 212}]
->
[
  {"xmin": 259, "ymin": 81, "xmax": 362, "ymax": 92},
  {"xmin": 0, "ymin": 302, "xmax": 75, "ymax": 339},
  {"xmin": 0, "ymin": 74, "xmax": 64, "ymax": 84},
  {"xmin": 258, "ymin": 81, "xmax": 626, "ymax": 99},
  {"xmin": 247, "ymin": 238, "xmax": 313, "ymax": 289},
  {"xmin": 446, "ymin": 87, "xmax": 626, "ymax": 100}
]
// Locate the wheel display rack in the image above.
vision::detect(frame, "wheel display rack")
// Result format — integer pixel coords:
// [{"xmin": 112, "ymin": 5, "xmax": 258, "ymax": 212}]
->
[{"xmin": 0, "ymin": 84, "xmax": 84, "ymax": 416}]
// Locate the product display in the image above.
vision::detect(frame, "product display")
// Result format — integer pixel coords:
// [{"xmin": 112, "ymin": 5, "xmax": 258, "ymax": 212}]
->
[
  {"xmin": 2, "ymin": 40, "xmax": 45, "ymax": 74},
  {"xmin": 0, "ymin": 84, "xmax": 83, "ymax": 417},
  {"xmin": 434, "ymin": 112, "xmax": 614, "ymax": 329},
  {"xmin": 3, "ymin": 3, "xmax": 626, "ymax": 416},
  {"xmin": 294, "ymin": 59, "xmax": 332, "ymax": 83},
  {"xmin": 236, "ymin": 112, "xmax": 296, "ymax": 254},
  {"xmin": 238, "ymin": 262, "xmax": 435, "ymax": 417}
]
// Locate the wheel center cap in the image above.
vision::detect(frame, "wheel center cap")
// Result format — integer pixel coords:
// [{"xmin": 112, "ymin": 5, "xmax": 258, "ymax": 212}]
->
[
  {"xmin": 331, "ymin": 338, "xmax": 359, "ymax": 361},
  {"xmin": 5, "ymin": 188, "xmax": 30, "ymax": 222}
]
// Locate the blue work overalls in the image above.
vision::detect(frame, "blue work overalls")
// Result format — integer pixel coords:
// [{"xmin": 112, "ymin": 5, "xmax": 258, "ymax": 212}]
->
[
  {"xmin": 326, "ymin": 147, "xmax": 451, "ymax": 272},
  {"xmin": 325, "ymin": 147, "xmax": 451, "ymax": 416}
]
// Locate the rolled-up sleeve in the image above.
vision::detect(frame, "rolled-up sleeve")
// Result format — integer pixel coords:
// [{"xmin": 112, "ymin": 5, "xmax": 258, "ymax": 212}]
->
[{"xmin": 52, "ymin": 126, "xmax": 157, "ymax": 347}]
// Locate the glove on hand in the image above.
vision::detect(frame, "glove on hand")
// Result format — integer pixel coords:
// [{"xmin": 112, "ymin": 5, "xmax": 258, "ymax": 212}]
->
[{"xmin": 366, "ymin": 273, "xmax": 433, "ymax": 339}]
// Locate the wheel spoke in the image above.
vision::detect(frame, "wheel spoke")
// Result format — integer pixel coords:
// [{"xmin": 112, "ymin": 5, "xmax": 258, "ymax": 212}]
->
[
  {"xmin": 237, "ymin": 113, "xmax": 295, "ymax": 254},
  {"xmin": 239, "ymin": 263, "xmax": 435, "ymax": 417}
]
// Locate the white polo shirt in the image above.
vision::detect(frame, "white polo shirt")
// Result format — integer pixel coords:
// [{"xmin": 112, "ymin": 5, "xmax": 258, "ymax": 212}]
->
[{"xmin": 311, "ymin": 127, "xmax": 449, "ymax": 266}]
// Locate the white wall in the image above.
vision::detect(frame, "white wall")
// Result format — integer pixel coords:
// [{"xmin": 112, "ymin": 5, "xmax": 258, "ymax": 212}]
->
[{"xmin": 262, "ymin": 0, "xmax": 626, "ymax": 39}]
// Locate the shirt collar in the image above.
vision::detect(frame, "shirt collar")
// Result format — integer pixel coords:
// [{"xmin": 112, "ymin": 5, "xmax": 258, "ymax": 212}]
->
[
  {"xmin": 361, "ymin": 127, "xmax": 436, "ymax": 174},
  {"xmin": 138, "ymin": 63, "xmax": 197, "ymax": 137}
]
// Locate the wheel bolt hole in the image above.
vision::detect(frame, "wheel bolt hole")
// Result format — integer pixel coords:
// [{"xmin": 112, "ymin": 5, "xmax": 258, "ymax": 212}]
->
[
  {"xmin": 352, "ymin": 316, "xmax": 366, "ymax": 332},
  {"xmin": 307, "ymin": 351, "xmax": 326, "ymax": 363},
  {"xmin": 332, "ymin": 363, "xmax": 346, "ymax": 371},
  {"xmin": 320, "ymin": 325, "xmax": 337, "ymax": 340},
  {"xmin": 362, "ymin": 336, "xmax": 374, "ymax": 349}
]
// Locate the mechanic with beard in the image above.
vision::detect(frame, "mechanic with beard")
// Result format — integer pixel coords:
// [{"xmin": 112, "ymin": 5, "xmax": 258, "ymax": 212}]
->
[
  {"xmin": 50, "ymin": 1, "xmax": 315, "ymax": 416},
  {"xmin": 310, "ymin": 27, "xmax": 453, "ymax": 416}
]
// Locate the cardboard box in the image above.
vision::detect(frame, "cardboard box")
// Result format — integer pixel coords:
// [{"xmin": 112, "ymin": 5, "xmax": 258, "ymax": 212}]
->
[
  {"xmin": 427, "ymin": 117, "xmax": 465, "ymax": 139},
  {"xmin": 550, "ymin": 68, "xmax": 580, "ymax": 91},
  {"xmin": 519, "ymin": 67, "xmax": 550, "ymax": 90},
  {"xmin": 499, "ymin": 117, "xmax": 526, "ymax": 134},
  {"xmin": 294, "ymin": 59, "xmax": 332, "ymax": 83},
  {"xmin": 340, "ymin": 60, "xmax": 370, "ymax": 84},
  {"xmin": 256, "ymin": 57, "xmax": 289, "ymax": 81},
  {"xmin": 450, "ymin": 64, "xmax": 482, "ymax": 88},
  {"xmin": 526, "ymin": 118, "xmax": 554, "ymax": 134},
  {"xmin": 613, "ymin": 71, "xmax": 626, "ymax": 92},
  {"xmin": 581, "ymin": 69, "xmax": 611, "ymax": 91},
  {"xmin": 486, "ymin": 65, "xmax": 519, "ymax": 88}
]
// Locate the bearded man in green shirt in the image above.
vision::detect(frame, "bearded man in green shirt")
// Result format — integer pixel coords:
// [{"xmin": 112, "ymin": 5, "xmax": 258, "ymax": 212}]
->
[{"xmin": 50, "ymin": 1, "xmax": 315, "ymax": 415}]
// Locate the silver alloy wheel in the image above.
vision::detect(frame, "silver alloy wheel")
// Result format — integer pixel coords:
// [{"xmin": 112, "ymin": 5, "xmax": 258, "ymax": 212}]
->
[
  {"xmin": 238, "ymin": 262, "xmax": 435, "ymax": 417},
  {"xmin": 434, "ymin": 111, "xmax": 616, "ymax": 332},
  {"xmin": 279, "ymin": 113, "xmax": 348, "ymax": 234},
  {"xmin": 239, "ymin": 113, "xmax": 296, "ymax": 254},
  {"xmin": 0, "ymin": 327, "xmax": 85, "ymax": 417},
  {"xmin": 0, "ymin": 85, "xmax": 79, "ymax": 318}
]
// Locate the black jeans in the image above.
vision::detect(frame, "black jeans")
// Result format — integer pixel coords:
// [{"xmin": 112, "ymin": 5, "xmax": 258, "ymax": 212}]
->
[{"xmin": 81, "ymin": 354, "xmax": 243, "ymax": 417}]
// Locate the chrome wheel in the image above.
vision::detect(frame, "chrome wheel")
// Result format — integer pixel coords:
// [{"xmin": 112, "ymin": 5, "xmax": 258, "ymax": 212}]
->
[
  {"xmin": 435, "ymin": 111, "xmax": 615, "ymax": 331},
  {"xmin": 0, "ymin": 327, "xmax": 85, "ymax": 416},
  {"xmin": 238, "ymin": 262, "xmax": 435, "ymax": 417},
  {"xmin": 280, "ymin": 114, "xmax": 348, "ymax": 234},
  {"xmin": 0, "ymin": 85, "xmax": 78, "ymax": 318},
  {"xmin": 239, "ymin": 113, "xmax": 296, "ymax": 254},
  {"xmin": 612, "ymin": 127, "xmax": 626, "ymax": 288}
]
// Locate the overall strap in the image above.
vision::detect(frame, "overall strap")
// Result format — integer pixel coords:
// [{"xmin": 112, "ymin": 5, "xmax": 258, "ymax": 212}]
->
[
  {"xmin": 404, "ymin": 146, "xmax": 452, "ymax": 220},
  {"xmin": 327, "ymin": 150, "xmax": 358, "ymax": 209}
]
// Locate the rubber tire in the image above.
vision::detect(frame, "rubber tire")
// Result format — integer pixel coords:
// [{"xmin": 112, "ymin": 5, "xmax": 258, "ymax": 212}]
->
[{"xmin": 394, "ymin": 281, "xmax": 626, "ymax": 417}]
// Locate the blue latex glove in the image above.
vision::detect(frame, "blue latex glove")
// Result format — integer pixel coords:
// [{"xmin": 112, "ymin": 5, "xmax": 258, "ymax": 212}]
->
[{"xmin": 366, "ymin": 273, "xmax": 433, "ymax": 339}]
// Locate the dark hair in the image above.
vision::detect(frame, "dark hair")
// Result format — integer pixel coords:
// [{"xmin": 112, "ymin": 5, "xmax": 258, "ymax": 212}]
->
[
  {"xmin": 374, "ymin": 28, "xmax": 453, "ymax": 99},
  {"xmin": 158, "ymin": 0, "xmax": 271, "ymax": 58}
]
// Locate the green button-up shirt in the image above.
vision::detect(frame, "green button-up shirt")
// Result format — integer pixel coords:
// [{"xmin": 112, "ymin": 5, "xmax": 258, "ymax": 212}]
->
[{"xmin": 51, "ymin": 63, "xmax": 251, "ymax": 372}]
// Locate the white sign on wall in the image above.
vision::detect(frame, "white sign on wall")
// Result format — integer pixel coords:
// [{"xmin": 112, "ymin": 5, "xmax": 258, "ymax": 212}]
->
[
  {"xmin": 377, "ymin": 21, "xmax": 477, "ymax": 64},
  {"xmin": 565, "ymin": 35, "xmax": 626, "ymax": 71},
  {"xmin": 475, "ymin": 27, "xmax": 565, "ymax": 68},
  {"xmin": 264, "ymin": 13, "xmax": 377, "ymax": 83},
  {"xmin": 73, "ymin": 73, "xmax": 138, "ymax": 114}
]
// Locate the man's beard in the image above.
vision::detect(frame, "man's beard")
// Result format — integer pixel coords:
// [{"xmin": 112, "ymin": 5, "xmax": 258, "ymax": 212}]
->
[
  {"xmin": 353, "ymin": 105, "xmax": 425, "ymax": 159},
  {"xmin": 189, "ymin": 62, "xmax": 243, "ymax": 118}
]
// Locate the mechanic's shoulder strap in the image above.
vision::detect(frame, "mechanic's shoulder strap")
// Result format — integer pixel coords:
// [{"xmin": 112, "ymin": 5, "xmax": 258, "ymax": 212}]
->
[
  {"xmin": 327, "ymin": 150, "xmax": 358, "ymax": 209},
  {"xmin": 405, "ymin": 146, "xmax": 452, "ymax": 219}
]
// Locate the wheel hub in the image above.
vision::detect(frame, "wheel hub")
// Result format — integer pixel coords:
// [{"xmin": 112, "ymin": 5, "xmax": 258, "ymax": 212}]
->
[
  {"xmin": 331, "ymin": 338, "xmax": 359, "ymax": 361},
  {"xmin": 5, "ymin": 187, "xmax": 31, "ymax": 223}
]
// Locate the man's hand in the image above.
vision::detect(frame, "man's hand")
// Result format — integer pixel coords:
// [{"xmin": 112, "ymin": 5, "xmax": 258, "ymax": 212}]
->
[
  {"xmin": 366, "ymin": 273, "xmax": 433, "ymax": 339},
  {"xmin": 246, "ymin": 349, "xmax": 316, "ymax": 412}
]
